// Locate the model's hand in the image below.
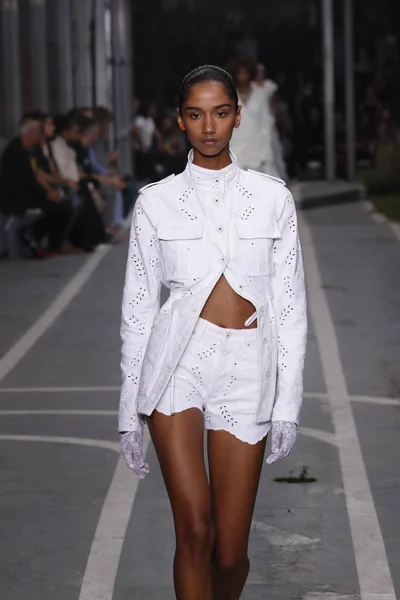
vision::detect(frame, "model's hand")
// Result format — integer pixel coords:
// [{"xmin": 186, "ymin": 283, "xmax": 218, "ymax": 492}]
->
[
  {"xmin": 266, "ymin": 421, "xmax": 298, "ymax": 464},
  {"xmin": 120, "ymin": 428, "xmax": 149, "ymax": 479}
]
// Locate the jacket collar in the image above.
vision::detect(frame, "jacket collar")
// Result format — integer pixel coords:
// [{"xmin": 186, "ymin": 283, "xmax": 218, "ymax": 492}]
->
[{"xmin": 183, "ymin": 149, "xmax": 239, "ymax": 191}]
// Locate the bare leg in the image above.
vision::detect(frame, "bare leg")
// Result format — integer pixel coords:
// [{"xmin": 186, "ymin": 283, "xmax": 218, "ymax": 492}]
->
[
  {"xmin": 208, "ymin": 429, "xmax": 267, "ymax": 600},
  {"xmin": 147, "ymin": 409, "xmax": 214, "ymax": 600}
]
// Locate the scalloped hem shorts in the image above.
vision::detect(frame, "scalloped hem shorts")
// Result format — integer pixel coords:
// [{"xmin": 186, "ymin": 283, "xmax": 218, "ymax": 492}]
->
[{"xmin": 154, "ymin": 318, "xmax": 271, "ymax": 445}]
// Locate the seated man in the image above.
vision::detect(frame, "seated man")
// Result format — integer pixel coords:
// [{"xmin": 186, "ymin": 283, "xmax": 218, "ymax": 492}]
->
[{"xmin": 0, "ymin": 113, "xmax": 72, "ymax": 254}]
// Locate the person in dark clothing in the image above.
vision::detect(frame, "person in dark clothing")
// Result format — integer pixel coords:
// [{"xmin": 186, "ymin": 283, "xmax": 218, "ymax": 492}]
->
[{"xmin": 0, "ymin": 114, "xmax": 72, "ymax": 253}]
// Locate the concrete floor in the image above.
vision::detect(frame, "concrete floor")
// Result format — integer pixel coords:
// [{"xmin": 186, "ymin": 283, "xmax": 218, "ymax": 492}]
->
[{"xmin": 0, "ymin": 197, "xmax": 399, "ymax": 600}]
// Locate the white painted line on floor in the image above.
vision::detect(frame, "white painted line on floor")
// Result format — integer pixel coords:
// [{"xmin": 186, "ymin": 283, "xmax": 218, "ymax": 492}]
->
[
  {"xmin": 362, "ymin": 200, "xmax": 400, "ymax": 241},
  {"xmin": 1, "ymin": 387, "xmax": 398, "ymax": 409},
  {"xmin": 78, "ymin": 428, "xmax": 151, "ymax": 600},
  {"xmin": 304, "ymin": 392, "xmax": 400, "ymax": 407},
  {"xmin": 0, "ymin": 428, "xmax": 152, "ymax": 600},
  {"xmin": 301, "ymin": 427, "xmax": 337, "ymax": 446},
  {"xmin": 302, "ymin": 594, "xmax": 359, "ymax": 600},
  {"xmin": 299, "ymin": 211, "xmax": 396, "ymax": 600},
  {"xmin": 0, "ymin": 245, "xmax": 111, "ymax": 383},
  {"xmin": 350, "ymin": 396, "xmax": 400, "ymax": 407},
  {"xmin": 304, "ymin": 595, "xmax": 394, "ymax": 600},
  {"xmin": 388, "ymin": 220, "xmax": 400, "ymax": 243},
  {"xmin": 0, "ymin": 434, "xmax": 119, "ymax": 452},
  {"xmin": 0, "ymin": 386, "xmax": 120, "ymax": 393}
]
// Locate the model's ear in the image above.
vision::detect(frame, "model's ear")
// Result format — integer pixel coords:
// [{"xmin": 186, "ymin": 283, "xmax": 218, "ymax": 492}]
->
[
  {"xmin": 234, "ymin": 105, "xmax": 242, "ymax": 128},
  {"xmin": 177, "ymin": 112, "xmax": 186, "ymax": 132}
]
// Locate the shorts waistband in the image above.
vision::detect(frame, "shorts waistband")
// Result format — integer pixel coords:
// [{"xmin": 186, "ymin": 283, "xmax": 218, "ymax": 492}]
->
[{"xmin": 193, "ymin": 317, "xmax": 259, "ymax": 341}]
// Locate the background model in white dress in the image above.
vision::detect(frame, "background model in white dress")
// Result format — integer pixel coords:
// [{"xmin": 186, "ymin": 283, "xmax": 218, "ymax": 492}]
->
[{"xmin": 231, "ymin": 79, "xmax": 287, "ymax": 180}]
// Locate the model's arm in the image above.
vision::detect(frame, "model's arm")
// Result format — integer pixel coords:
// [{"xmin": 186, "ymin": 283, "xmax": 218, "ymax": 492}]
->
[
  {"xmin": 119, "ymin": 193, "xmax": 162, "ymax": 433},
  {"xmin": 271, "ymin": 190, "xmax": 307, "ymax": 423},
  {"xmin": 267, "ymin": 190, "xmax": 307, "ymax": 463}
]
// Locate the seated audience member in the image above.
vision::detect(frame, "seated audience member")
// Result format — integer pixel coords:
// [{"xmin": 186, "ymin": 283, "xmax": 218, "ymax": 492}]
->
[
  {"xmin": 0, "ymin": 113, "xmax": 72, "ymax": 255},
  {"xmin": 91, "ymin": 107, "xmax": 129, "ymax": 232},
  {"xmin": 76, "ymin": 115, "xmax": 126, "ymax": 191},
  {"xmin": 154, "ymin": 114, "xmax": 186, "ymax": 179},
  {"xmin": 33, "ymin": 113, "xmax": 80, "ymax": 206},
  {"xmin": 51, "ymin": 114, "xmax": 82, "ymax": 190},
  {"xmin": 52, "ymin": 114, "xmax": 108, "ymax": 252}
]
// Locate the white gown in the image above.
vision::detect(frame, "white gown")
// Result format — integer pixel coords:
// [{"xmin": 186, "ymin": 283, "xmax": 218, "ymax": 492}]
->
[{"xmin": 231, "ymin": 80, "xmax": 287, "ymax": 180}]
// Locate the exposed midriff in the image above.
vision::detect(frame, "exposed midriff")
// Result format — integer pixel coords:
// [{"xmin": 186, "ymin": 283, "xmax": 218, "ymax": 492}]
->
[{"xmin": 199, "ymin": 274, "xmax": 257, "ymax": 329}]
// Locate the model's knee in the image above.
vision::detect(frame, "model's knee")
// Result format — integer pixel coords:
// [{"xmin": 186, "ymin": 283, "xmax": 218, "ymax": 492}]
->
[
  {"xmin": 176, "ymin": 512, "xmax": 215, "ymax": 559},
  {"xmin": 213, "ymin": 549, "xmax": 249, "ymax": 574}
]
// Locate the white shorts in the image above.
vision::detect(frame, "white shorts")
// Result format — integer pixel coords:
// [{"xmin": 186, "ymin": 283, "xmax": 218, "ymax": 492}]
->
[{"xmin": 154, "ymin": 318, "xmax": 271, "ymax": 445}]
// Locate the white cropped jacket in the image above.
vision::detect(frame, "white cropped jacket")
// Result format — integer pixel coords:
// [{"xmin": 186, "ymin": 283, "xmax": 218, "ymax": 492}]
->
[{"xmin": 119, "ymin": 152, "xmax": 307, "ymax": 432}]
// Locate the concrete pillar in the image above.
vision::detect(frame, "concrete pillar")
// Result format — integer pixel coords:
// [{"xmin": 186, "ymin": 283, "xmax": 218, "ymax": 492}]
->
[
  {"xmin": 111, "ymin": 0, "xmax": 133, "ymax": 175},
  {"xmin": 28, "ymin": 0, "xmax": 49, "ymax": 110},
  {"xmin": 344, "ymin": 0, "xmax": 356, "ymax": 180},
  {"xmin": 71, "ymin": 0, "xmax": 92, "ymax": 107},
  {"xmin": 0, "ymin": 0, "xmax": 22, "ymax": 136},
  {"xmin": 322, "ymin": 0, "xmax": 336, "ymax": 180},
  {"xmin": 94, "ymin": 0, "xmax": 109, "ymax": 107},
  {"xmin": 47, "ymin": 0, "xmax": 73, "ymax": 112}
]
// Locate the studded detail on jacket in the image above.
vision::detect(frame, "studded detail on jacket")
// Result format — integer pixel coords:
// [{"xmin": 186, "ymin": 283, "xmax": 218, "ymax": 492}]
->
[{"xmin": 119, "ymin": 152, "xmax": 307, "ymax": 432}]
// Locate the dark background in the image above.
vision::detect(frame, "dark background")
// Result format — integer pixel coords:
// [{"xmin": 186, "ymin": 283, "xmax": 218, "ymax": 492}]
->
[{"xmin": 132, "ymin": 0, "xmax": 400, "ymax": 111}]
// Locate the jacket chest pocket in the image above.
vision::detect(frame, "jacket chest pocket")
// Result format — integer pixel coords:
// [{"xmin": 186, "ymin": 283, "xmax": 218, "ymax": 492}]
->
[
  {"xmin": 234, "ymin": 220, "xmax": 281, "ymax": 276},
  {"xmin": 157, "ymin": 222, "xmax": 206, "ymax": 280}
]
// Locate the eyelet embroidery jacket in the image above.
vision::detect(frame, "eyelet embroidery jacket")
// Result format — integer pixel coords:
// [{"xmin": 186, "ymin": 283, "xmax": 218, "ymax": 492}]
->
[{"xmin": 119, "ymin": 151, "xmax": 307, "ymax": 432}]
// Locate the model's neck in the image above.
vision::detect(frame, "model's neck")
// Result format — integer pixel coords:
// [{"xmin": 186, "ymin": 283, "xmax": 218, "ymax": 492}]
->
[{"xmin": 191, "ymin": 148, "xmax": 232, "ymax": 171}]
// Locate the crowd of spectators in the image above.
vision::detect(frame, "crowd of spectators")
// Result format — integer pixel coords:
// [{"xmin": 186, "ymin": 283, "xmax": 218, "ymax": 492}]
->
[
  {"xmin": 2, "ymin": 54, "xmax": 399, "ymax": 259},
  {"xmin": 0, "ymin": 106, "xmax": 136, "ymax": 259},
  {"xmin": 272, "ymin": 61, "xmax": 400, "ymax": 180},
  {"xmin": 131, "ymin": 98, "xmax": 187, "ymax": 184}
]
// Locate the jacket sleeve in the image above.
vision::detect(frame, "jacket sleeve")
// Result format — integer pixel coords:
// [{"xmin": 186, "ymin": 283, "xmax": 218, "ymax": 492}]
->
[
  {"xmin": 119, "ymin": 194, "xmax": 162, "ymax": 432},
  {"xmin": 271, "ymin": 190, "xmax": 307, "ymax": 424}
]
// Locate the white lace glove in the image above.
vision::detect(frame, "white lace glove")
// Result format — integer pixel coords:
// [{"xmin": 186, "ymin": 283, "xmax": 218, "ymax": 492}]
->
[
  {"xmin": 120, "ymin": 427, "xmax": 149, "ymax": 479},
  {"xmin": 266, "ymin": 421, "xmax": 298, "ymax": 464}
]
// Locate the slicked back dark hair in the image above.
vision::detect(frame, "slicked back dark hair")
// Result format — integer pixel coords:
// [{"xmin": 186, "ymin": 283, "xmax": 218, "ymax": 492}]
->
[{"xmin": 178, "ymin": 65, "xmax": 238, "ymax": 112}]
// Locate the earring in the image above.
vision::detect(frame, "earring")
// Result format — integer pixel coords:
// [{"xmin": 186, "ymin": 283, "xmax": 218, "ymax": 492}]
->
[{"xmin": 179, "ymin": 123, "xmax": 185, "ymax": 131}]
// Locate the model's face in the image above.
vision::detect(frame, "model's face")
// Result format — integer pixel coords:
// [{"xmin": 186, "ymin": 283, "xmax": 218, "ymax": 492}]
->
[{"xmin": 178, "ymin": 82, "xmax": 241, "ymax": 159}]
